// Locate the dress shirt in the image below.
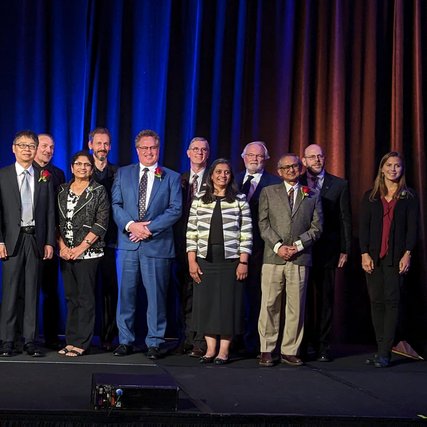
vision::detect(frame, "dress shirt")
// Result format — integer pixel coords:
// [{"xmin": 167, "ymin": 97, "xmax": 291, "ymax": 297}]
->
[
  {"xmin": 243, "ymin": 171, "xmax": 262, "ymax": 201},
  {"xmin": 307, "ymin": 170, "xmax": 325, "ymax": 191},
  {"xmin": 190, "ymin": 168, "xmax": 206, "ymax": 194},
  {"xmin": 16, "ymin": 162, "xmax": 35, "ymax": 226}
]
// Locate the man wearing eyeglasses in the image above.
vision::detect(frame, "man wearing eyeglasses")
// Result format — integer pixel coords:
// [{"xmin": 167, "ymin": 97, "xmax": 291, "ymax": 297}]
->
[
  {"xmin": 257, "ymin": 154, "xmax": 322, "ymax": 367},
  {"xmin": 0, "ymin": 130, "xmax": 55, "ymax": 357},
  {"xmin": 112, "ymin": 129, "xmax": 182, "ymax": 360},
  {"xmin": 32, "ymin": 133, "xmax": 66, "ymax": 351},
  {"xmin": 173, "ymin": 137, "xmax": 210, "ymax": 357},
  {"xmin": 300, "ymin": 144, "xmax": 352, "ymax": 362},
  {"xmin": 235, "ymin": 141, "xmax": 281, "ymax": 356},
  {"xmin": 88, "ymin": 127, "xmax": 119, "ymax": 352}
]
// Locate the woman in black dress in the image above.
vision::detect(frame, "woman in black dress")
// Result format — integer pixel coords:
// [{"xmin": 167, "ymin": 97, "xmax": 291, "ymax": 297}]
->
[
  {"xmin": 359, "ymin": 152, "xmax": 418, "ymax": 367},
  {"xmin": 186, "ymin": 158, "xmax": 252, "ymax": 364}
]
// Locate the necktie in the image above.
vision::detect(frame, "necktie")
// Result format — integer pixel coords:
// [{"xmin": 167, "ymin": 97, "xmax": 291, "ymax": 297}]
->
[
  {"xmin": 288, "ymin": 187, "xmax": 294, "ymax": 212},
  {"xmin": 242, "ymin": 175, "xmax": 254, "ymax": 197},
  {"xmin": 191, "ymin": 174, "xmax": 199, "ymax": 197},
  {"xmin": 138, "ymin": 168, "xmax": 149, "ymax": 220},
  {"xmin": 311, "ymin": 176, "xmax": 319, "ymax": 190},
  {"xmin": 21, "ymin": 170, "xmax": 33, "ymax": 225}
]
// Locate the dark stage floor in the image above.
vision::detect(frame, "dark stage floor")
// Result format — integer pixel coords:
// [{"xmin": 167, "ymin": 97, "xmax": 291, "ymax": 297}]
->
[{"xmin": 0, "ymin": 343, "xmax": 426, "ymax": 426}]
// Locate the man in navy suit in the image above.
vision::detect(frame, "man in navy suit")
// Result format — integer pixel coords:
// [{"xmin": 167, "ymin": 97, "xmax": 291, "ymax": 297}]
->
[
  {"xmin": 236, "ymin": 141, "xmax": 282, "ymax": 355},
  {"xmin": 301, "ymin": 144, "xmax": 352, "ymax": 361},
  {"xmin": 0, "ymin": 130, "xmax": 56, "ymax": 357},
  {"xmin": 112, "ymin": 129, "xmax": 182, "ymax": 359}
]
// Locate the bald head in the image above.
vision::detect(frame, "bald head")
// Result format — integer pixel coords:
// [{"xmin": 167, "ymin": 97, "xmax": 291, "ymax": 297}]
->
[{"xmin": 302, "ymin": 144, "xmax": 325, "ymax": 175}]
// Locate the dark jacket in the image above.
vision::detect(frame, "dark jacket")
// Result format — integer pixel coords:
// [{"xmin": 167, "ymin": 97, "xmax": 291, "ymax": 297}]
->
[
  {"xmin": 57, "ymin": 179, "xmax": 109, "ymax": 249},
  {"xmin": 359, "ymin": 189, "xmax": 419, "ymax": 265}
]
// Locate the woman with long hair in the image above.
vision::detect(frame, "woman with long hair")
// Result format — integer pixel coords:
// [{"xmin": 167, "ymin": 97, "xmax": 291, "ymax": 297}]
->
[
  {"xmin": 186, "ymin": 158, "xmax": 252, "ymax": 364},
  {"xmin": 359, "ymin": 152, "xmax": 418, "ymax": 367}
]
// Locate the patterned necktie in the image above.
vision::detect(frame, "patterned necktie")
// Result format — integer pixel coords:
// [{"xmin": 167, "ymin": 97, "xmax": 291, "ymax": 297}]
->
[
  {"xmin": 191, "ymin": 174, "xmax": 199, "ymax": 197},
  {"xmin": 242, "ymin": 175, "xmax": 254, "ymax": 197},
  {"xmin": 288, "ymin": 187, "xmax": 294, "ymax": 212},
  {"xmin": 138, "ymin": 168, "xmax": 149, "ymax": 220},
  {"xmin": 21, "ymin": 170, "xmax": 33, "ymax": 225}
]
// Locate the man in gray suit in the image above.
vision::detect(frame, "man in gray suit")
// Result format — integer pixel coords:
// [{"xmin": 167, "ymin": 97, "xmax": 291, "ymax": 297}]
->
[{"xmin": 258, "ymin": 153, "xmax": 323, "ymax": 367}]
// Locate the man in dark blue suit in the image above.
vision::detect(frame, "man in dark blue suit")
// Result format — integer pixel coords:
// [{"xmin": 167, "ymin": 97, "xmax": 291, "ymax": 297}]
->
[
  {"xmin": 236, "ymin": 141, "xmax": 282, "ymax": 355},
  {"xmin": 112, "ymin": 129, "xmax": 182, "ymax": 359},
  {"xmin": 0, "ymin": 130, "xmax": 56, "ymax": 357}
]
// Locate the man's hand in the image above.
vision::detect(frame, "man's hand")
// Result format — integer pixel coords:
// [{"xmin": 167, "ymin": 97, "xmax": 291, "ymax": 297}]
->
[
  {"xmin": 43, "ymin": 245, "xmax": 54, "ymax": 260},
  {"xmin": 0, "ymin": 244, "xmax": 8, "ymax": 260},
  {"xmin": 277, "ymin": 245, "xmax": 297, "ymax": 261},
  {"xmin": 337, "ymin": 253, "xmax": 348, "ymax": 268},
  {"xmin": 128, "ymin": 221, "xmax": 152, "ymax": 242}
]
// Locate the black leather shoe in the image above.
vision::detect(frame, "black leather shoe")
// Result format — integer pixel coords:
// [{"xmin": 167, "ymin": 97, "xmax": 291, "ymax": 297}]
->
[
  {"xmin": 365, "ymin": 354, "xmax": 379, "ymax": 365},
  {"xmin": 317, "ymin": 351, "xmax": 332, "ymax": 362},
  {"xmin": 199, "ymin": 355, "xmax": 215, "ymax": 364},
  {"xmin": 146, "ymin": 346, "xmax": 161, "ymax": 360},
  {"xmin": 24, "ymin": 342, "xmax": 44, "ymax": 357},
  {"xmin": 188, "ymin": 346, "xmax": 205, "ymax": 358},
  {"xmin": 0, "ymin": 342, "xmax": 14, "ymax": 357},
  {"xmin": 113, "ymin": 344, "xmax": 133, "ymax": 356},
  {"xmin": 45, "ymin": 340, "xmax": 63, "ymax": 351},
  {"xmin": 214, "ymin": 357, "xmax": 229, "ymax": 365}
]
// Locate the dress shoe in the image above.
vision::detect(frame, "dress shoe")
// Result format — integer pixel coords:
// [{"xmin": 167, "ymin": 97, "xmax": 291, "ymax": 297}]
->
[
  {"xmin": 45, "ymin": 340, "xmax": 63, "ymax": 351},
  {"xmin": 146, "ymin": 346, "xmax": 161, "ymax": 360},
  {"xmin": 113, "ymin": 344, "xmax": 133, "ymax": 356},
  {"xmin": 259, "ymin": 352, "xmax": 274, "ymax": 367},
  {"xmin": 101, "ymin": 341, "xmax": 113, "ymax": 352},
  {"xmin": 24, "ymin": 342, "xmax": 44, "ymax": 357},
  {"xmin": 281, "ymin": 354, "xmax": 304, "ymax": 366},
  {"xmin": 365, "ymin": 354, "xmax": 379, "ymax": 365},
  {"xmin": 317, "ymin": 351, "xmax": 332, "ymax": 362},
  {"xmin": 374, "ymin": 356, "xmax": 390, "ymax": 368},
  {"xmin": 188, "ymin": 346, "xmax": 205, "ymax": 358},
  {"xmin": 199, "ymin": 355, "xmax": 215, "ymax": 364},
  {"xmin": 0, "ymin": 342, "xmax": 14, "ymax": 357},
  {"xmin": 214, "ymin": 356, "xmax": 229, "ymax": 365}
]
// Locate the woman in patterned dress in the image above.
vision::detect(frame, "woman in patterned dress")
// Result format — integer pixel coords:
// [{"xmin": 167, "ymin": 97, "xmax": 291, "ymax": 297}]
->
[{"xmin": 57, "ymin": 150, "xmax": 109, "ymax": 356}]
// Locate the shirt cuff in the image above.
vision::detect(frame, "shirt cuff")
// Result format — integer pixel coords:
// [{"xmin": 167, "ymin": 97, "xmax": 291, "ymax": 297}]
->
[
  {"xmin": 273, "ymin": 242, "xmax": 282, "ymax": 254},
  {"xmin": 294, "ymin": 240, "xmax": 304, "ymax": 252},
  {"xmin": 125, "ymin": 221, "xmax": 135, "ymax": 232}
]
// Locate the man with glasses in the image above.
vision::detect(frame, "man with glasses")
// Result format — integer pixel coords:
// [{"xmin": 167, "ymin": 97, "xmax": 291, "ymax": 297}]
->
[
  {"xmin": 112, "ymin": 129, "xmax": 182, "ymax": 359},
  {"xmin": 88, "ymin": 127, "xmax": 119, "ymax": 352},
  {"xmin": 173, "ymin": 137, "xmax": 210, "ymax": 357},
  {"xmin": 301, "ymin": 144, "xmax": 352, "ymax": 362},
  {"xmin": 236, "ymin": 141, "xmax": 281, "ymax": 356},
  {"xmin": 0, "ymin": 130, "xmax": 55, "ymax": 357},
  {"xmin": 33, "ymin": 133, "xmax": 66, "ymax": 350},
  {"xmin": 257, "ymin": 154, "xmax": 322, "ymax": 367}
]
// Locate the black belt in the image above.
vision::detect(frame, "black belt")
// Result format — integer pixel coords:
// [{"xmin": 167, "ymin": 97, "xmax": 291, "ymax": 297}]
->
[{"xmin": 21, "ymin": 226, "xmax": 36, "ymax": 234}]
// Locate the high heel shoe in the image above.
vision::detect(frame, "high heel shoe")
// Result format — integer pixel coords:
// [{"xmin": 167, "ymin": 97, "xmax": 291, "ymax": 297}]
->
[{"xmin": 199, "ymin": 355, "xmax": 215, "ymax": 364}]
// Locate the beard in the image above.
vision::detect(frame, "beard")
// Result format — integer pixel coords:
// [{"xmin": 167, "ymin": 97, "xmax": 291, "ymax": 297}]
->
[{"xmin": 95, "ymin": 151, "xmax": 107, "ymax": 161}]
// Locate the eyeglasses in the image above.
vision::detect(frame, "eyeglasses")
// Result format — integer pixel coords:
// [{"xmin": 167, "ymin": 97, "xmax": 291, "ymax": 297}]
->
[
  {"xmin": 73, "ymin": 162, "xmax": 92, "ymax": 168},
  {"xmin": 305, "ymin": 154, "xmax": 324, "ymax": 161},
  {"xmin": 245, "ymin": 153, "xmax": 265, "ymax": 160},
  {"xmin": 14, "ymin": 143, "xmax": 37, "ymax": 151},
  {"xmin": 190, "ymin": 147, "xmax": 208, "ymax": 153},
  {"xmin": 279, "ymin": 163, "xmax": 300, "ymax": 171},
  {"xmin": 137, "ymin": 145, "xmax": 159, "ymax": 152}
]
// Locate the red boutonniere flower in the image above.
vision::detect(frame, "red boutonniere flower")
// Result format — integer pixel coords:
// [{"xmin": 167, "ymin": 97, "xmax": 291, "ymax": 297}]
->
[
  {"xmin": 154, "ymin": 167, "xmax": 163, "ymax": 181},
  {"xmin": 38, "ymin": 169, "xmax": 51, "ymax": 183},
  {"xmin": 301, "ymin": 186, "xmax": 311, "ymax": 198}
]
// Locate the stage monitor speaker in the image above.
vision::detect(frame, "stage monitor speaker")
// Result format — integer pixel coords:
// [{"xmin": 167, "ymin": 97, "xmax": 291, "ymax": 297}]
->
[{"xmin": 91, "ymin": 372, "xmax": 179, "ymax": 411}]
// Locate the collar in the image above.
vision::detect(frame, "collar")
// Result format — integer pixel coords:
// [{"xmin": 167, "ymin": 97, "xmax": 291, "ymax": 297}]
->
[
  {"xmin": 139, "ymin": 163, "xmax": 158, "ymax": 173},
  {"xmin": 15, "ymin": 162, "xmax": 34, "ymax": 176},
  {"xmin": 307, "ymin": 170, "xmax": 325, "ymax": 180},
  {"xmin": 190, "ymin": 168, "xmax": 205, "ymax": 180},
  {"xmin": 284, "ymin": 181, "xmax": 299, "ymax": 192}
]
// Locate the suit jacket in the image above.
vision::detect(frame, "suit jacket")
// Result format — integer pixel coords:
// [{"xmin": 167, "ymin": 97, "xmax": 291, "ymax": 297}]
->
[
  {"xmin": 112, "ymin": 164, "xmax": 182, "ymax": 258},
  {"xmin": 300, "ymin": 172, "xmax": 352, "ymax": 267},
  {"xmin": 359, "ymin": 189, "xmax": 418, "ymax": 266},
  {"xmin": 92, "ymin": 162, "xmax": 119, "ymax": 245},
  {"xmin": 57, "ymin": 179, "xmax": 109, "ymax": 249},
  {"xmin": 33, "ymin": 161, "xmax": 66, "ymax": 194},
  {"xmin": 174, "ymin": 169, "xmax": 209, "ymax": 256},
  {"xmin": 0, "ymin": 164, "xmax": 56, "ymax": 257},
  {"xmin": 258, "ymin": 183, "xmax": 323, "ymax": 266},
  {"xmin": 236, "ymin": 170, "xmax": 282, "ymax": 249}
]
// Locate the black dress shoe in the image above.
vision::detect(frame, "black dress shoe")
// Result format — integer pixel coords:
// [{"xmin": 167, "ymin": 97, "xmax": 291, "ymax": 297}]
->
[
  {"xmin": 113, "ymin": 344, "xmax": 133, "ymax": 356},
  {"xmin": 188, "ymin": 346, "xmax": 205, "ymax": 358},
  {"xmin": 146, "ymin": 346, "xmax": 161, "ymax": 360},
  {"xmin": 45, "ymin": 340, "xmax": 63, "ymax": 351},
  {"xmin": 199, "ymin": 355, "xmax": 215, "ymax": 364},
  {"xmin": 24, "ymin": 342, "xmax": 44, "ymax": 357},
  {"xmin": 365, "ymin": 354, "xmax": 379, "ymax": 365},
  {"xmin": 317, "ymin": 351, "xmax": 332, "ymax": 362},
  {"xmin": 214, "ymin": 357, "xmax": 229, "ymax": 365},
  {"xmin": 0, "ymin": 342, "xmax": 14, "ymax": 357}
]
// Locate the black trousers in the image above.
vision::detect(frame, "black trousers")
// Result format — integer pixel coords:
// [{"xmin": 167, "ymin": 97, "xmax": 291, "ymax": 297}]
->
[
  {"xmin": 365, "ymin": 259, "xmax": 402, "ymax": 358},
  {"xmin": 95, "ymin": 247, "xmax": 118, "ymax": 343},
  {"xmin": 61, "ymin": 257, "xmax": 100, "ymax": 350},
  {"xmin": 40, "ymin": 255, "xmax": 61, "ymax": 344},
  {"xmin": 0, "ymin": 233, "xmax": 40, "ymax": 343},
  {"xmin": 304, "ymin": 266, "xmax": 336, "ymax": 353}
]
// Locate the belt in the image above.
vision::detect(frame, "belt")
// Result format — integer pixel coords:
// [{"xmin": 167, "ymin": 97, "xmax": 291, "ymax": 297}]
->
[{"xmin": 21, "ymin": 226, "xmax": 36, "ymax": 234}]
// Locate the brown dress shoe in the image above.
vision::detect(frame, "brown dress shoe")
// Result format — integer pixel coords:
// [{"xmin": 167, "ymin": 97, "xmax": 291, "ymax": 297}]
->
[
  {"xmin": 281, "ymin": 354, "xmax": 304, "ymax": 366},
  {"xmin": 259, "ymin": 352, "xmax": 274, "ymax": 367}
]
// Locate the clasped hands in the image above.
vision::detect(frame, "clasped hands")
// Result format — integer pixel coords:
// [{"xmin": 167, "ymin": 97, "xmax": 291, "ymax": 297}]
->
[
  {"xmin": 128, "ymin": 221, "xmax": 152, "ymax": 242},
  {"xmin": 277, "ymin": 244, "xmax": 298, "ymax": 261}
]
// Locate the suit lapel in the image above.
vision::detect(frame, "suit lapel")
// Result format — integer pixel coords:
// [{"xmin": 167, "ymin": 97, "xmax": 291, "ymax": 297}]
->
[
  {"xmin": 320, "ymin": 173, "xmax": 333, "ymax": 196},
  {"xmin": 33, "ymin": 168, "xmax": 41, "ymax": 210},
  {"xmin": 292, "ymin": 186, "xmax": 303, "ymax": 217},
  {"xmin": 276, "ymin": 185, "xmax": 292, "ymax": 216},
  {"xmin": 7, "ymin": 165, "xmax": 21, "ymax": 207},
  {"xmin": 133, "ymin": 164, "xmax": 140, "ymax": 203}
]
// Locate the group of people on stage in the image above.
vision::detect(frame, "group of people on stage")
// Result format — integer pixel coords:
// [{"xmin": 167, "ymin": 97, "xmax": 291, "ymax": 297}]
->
[{"xmin": 0, "ymin": 129, "xmax": 419, "ymax": 369}]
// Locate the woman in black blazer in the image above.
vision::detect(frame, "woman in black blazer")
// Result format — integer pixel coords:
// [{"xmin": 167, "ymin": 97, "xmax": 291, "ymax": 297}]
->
[
  {"xmin": 57, "ymin": 151, "xmax": 109, "ymax": 356},
  {"xmin": 359, "ymin": 152, "xmax": 418, "ymax": 368}
]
